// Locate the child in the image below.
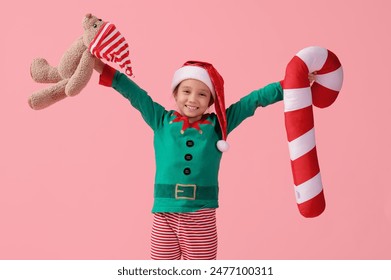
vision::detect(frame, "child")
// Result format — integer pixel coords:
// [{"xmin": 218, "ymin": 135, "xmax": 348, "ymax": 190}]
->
[{"xmin": 94, "ymin": 59, "xmax": 283, "ymax": 260}]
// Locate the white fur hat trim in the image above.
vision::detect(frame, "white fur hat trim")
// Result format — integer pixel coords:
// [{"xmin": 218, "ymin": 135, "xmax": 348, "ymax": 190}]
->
[{"xmin": 171, "ymin": 65, "xmax": 215, "ymax": 98}]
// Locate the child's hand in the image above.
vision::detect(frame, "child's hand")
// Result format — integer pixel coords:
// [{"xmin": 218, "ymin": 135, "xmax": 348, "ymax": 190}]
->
[
  {"xmin": 309, "ymin": 72, "xmax": 317, "ymax": 84},
  {"xmin": 93, "ymin": 58, "xmax": 105, "ymax": 74}
]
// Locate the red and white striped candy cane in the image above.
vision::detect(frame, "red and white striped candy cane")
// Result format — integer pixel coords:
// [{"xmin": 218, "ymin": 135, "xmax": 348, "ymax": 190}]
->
[{"xmin": 283, "ymin": 46, "xmax": 343, "ymax": 218}]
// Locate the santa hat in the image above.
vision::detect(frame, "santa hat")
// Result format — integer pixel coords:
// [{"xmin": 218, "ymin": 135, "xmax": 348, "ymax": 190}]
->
[
  {"xmin": 89, "ymin": 22, "xmax": 133, "ymax": 76},
  {"xmin": 171, "ymin": 61, "xmax": 229, "ymax": 152}
]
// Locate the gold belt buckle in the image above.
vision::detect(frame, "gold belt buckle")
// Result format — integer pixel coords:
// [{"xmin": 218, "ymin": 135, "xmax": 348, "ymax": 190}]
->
[{"xmin": 175, "ymin": 184, "xmax": 196, "ymax": 200}]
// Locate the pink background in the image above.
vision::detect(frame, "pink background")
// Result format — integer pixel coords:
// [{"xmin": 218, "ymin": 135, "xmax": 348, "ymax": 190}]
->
[{"xmin": 1, "ymin": 0, "xmax": 390, "ymax": 260}]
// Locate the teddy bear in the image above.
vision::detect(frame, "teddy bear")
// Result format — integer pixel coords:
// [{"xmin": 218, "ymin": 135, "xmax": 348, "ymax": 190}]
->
[{"xmin": 28, "ymin": 13, "xmax": 105, "ymax": 110}]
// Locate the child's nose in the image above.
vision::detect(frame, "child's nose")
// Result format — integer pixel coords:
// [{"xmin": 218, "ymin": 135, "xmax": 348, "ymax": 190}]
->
[{"xmin": 188, "ymin": 93, "xmax": 196, "ymax": 102}]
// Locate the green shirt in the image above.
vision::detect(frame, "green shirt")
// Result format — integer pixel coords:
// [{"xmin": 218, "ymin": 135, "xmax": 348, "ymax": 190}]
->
[{"xmin": 108, "ymin": 70, "xmax": 283, "ymax": 213}]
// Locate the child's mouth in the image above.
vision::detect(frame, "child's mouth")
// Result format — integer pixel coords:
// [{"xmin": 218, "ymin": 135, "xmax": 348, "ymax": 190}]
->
[{"xmin": 186, "ymin": 105, "xmax": 198, "ymax": 111}]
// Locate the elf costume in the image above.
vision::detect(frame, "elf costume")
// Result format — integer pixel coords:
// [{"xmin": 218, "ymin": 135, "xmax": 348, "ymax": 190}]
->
[{"xmin": 98, "ymin": 61, "xmax": 283, "ymax": 259}]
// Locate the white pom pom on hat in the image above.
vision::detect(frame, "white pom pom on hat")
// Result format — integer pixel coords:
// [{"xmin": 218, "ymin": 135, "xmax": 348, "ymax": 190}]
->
[
  {"xmin": 217, "ymin": 140, "xmax": 230, "ymax": 152},
  {"xmin": 171, "ymin": 61, "xmax": 229, "ymax": 152}
]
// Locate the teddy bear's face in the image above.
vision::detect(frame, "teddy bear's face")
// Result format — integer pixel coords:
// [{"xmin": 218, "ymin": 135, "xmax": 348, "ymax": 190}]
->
[{"xmin": 82, "ymin": 13, "xmax": 105, "ymax": 47}]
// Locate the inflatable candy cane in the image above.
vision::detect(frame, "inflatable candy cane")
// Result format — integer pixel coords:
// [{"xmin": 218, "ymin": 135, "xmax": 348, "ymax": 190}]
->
[{"xmin": 283, "ymin": 46, "xmax": 343, "ymax": 218}]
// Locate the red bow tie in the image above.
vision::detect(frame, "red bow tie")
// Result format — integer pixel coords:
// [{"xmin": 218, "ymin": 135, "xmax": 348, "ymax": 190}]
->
[{"xmin": 170, "ymin": 112, "xmax": 212, "ymax": 134}]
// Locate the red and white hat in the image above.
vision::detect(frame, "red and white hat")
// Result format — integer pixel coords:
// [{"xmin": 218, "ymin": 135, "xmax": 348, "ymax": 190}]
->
[
  {"xmin": 89, "ymin": 22, "xmax": 133, "ymax": 76},
  {"xmin": 171, "ymin": 61, "xmax": 229, "ymax": 152}
]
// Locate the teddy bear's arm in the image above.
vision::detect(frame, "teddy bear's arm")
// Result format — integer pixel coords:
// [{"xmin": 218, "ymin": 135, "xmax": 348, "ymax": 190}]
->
[{"xmin": 65, "ymin": 49, "xmax": 95, "ymax": 97}]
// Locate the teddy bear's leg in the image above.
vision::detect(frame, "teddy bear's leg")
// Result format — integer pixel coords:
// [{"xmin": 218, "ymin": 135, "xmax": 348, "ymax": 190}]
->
[
  {"xmin": 65, "ymin": 50, "xmax": 95, "ymax": 97},
  {"xmin": 28, "ymin": 79, "xmax": 69, "ymax": 110},
  {"xmin": 30, "ymin": 58, "xmax": 63, "ymax": 83}
]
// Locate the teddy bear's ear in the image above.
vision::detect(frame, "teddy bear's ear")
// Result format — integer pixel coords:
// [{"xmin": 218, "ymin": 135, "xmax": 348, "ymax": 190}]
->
[{"xmin": 85, "ymin": 13, "xmax": 92, "ymax": 18}]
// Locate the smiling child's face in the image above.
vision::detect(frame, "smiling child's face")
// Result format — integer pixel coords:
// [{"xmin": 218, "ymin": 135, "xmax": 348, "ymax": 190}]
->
[{"xmin": 174, "ymin": 79, "xmax": 213, "ymax": 123}]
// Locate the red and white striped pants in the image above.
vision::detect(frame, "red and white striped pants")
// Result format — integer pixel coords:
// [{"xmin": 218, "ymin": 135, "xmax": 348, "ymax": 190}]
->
[{"xmin": 151, "ymin": 208, "xmax": 218, "ymax": 260}]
